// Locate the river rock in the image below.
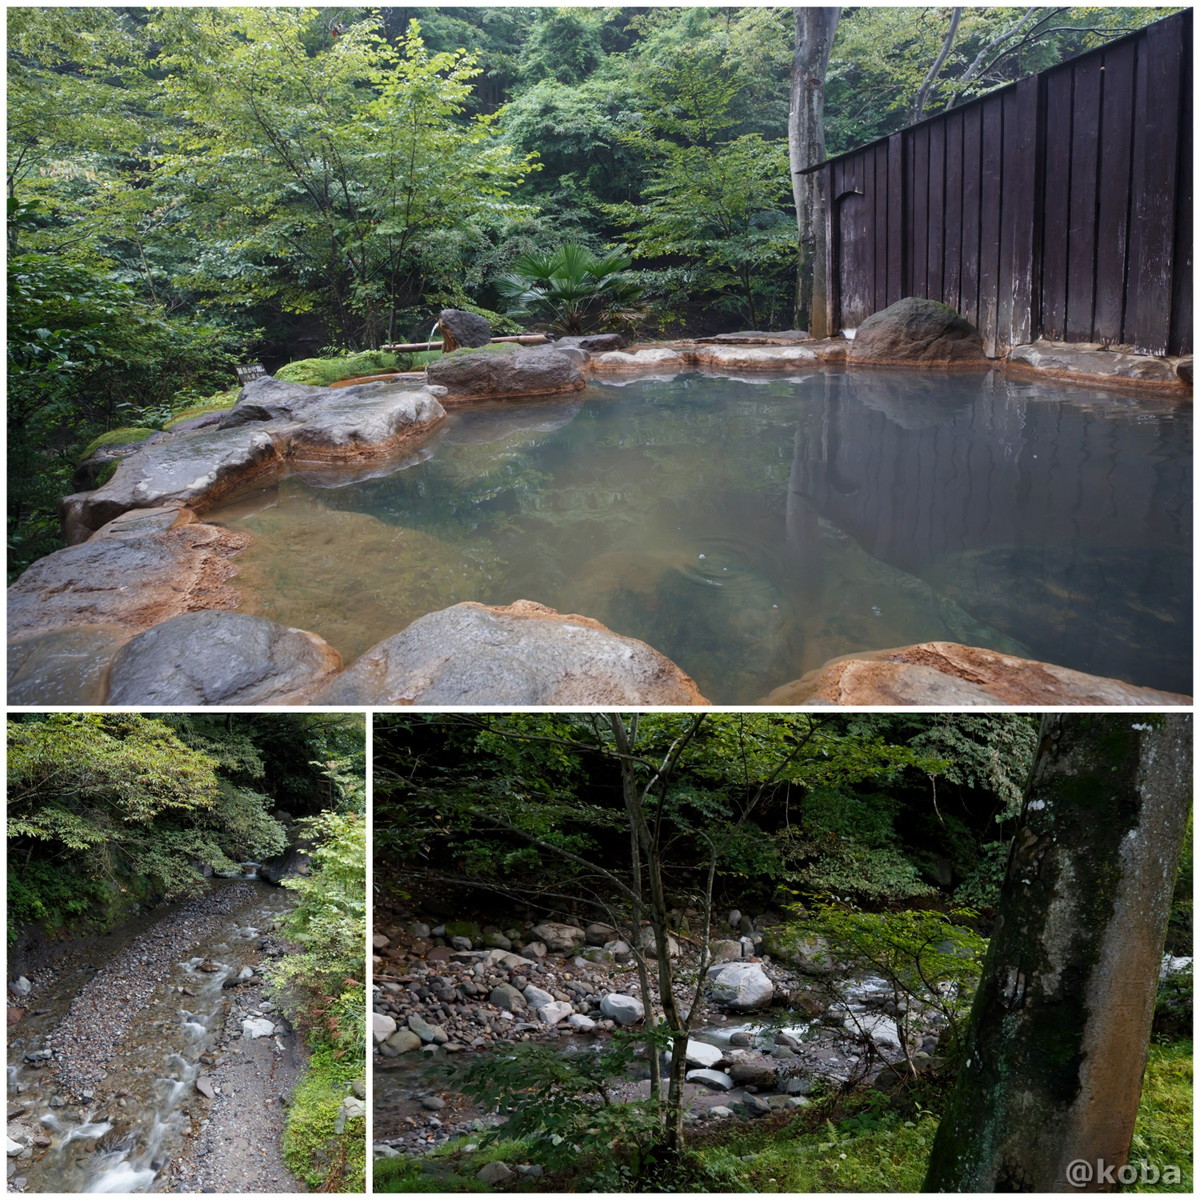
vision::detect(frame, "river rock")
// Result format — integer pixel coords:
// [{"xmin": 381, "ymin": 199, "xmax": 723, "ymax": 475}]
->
[
  {"xmin": 567, "ymin": 1013, "xmax": 597, "ymax": 1032},
  {"xmin": 8, "ymin": 979, "xmax": 31, "ymax": 999},
  {"xmin": 425, "ymin": 344, "xmax": 585, "ymax": 401},
  {"xmin": 488, "ymin": 983, "xmax": 527, "ymax": 1012},
  {"xmin": 537, "ymin": 1001, "xmax": 574, "ymax": 1026},
  {"xmin": 383, "ymin": 1030, "xmax": 422, "ymax": 1056},
  {"xmin": 638, "ymin": 927, "xmax": 680, "ymax": 958},
  {"xmin": 310, "ymin": 599, "xmax": 709, "ymax": 705},
  {"xmin": 373, "ymin": 1013, "xmax": 397, "ymax": 1043},
  {"xmin": 761, "ymin": 642, "xmax": 1191, "ymax": 706},
  {"xmin": 437, "ymin": 309, "xmax": 492, "ymax": 351},
  {"xmin": 600, "ymin": 993, "xmax": 644, "ymax": 1025},
  {"xmin": 105, "ymin": 611, "xmax": 342, "ymax": 704},
  {"xmin": 686, "ymin": 1069, "xmax": 734, "ymax": 1091},
  {"xmin": 708, "ymin": 939, "xmax": 743, "ymax": 965},
  {"xmin": 530, "ymin": 922, "xmax": 587, "ymax": 953},
  {"xmin": 407, "ymin": 1014, "xmax": 447, "ymax": 1044},
  {"xmin": 706, "ymin": 962, "xmax": 775, "ymax": 1011},
  {"xmin": 728, "ymin": 1056, "xmax": 779, "ymax": 1088},
  {"xmin": 522, "ymin": 985, "xmax": 555, "ymax": 1009},
  {"xmin": 849, "ymin": 297, "xmax": 986, "ymax": 364},
  {"xmin": 590, "ymin": 347, "xmax": 686, "ymax": 373},
  {"xmin": 477, "ymin": 1161, "xmax": 512, "ymax": 1185},
  {"xmin": 585, "ymin": 923, "xmax": 617, "ymax": 945},
  {"xmin": 677, "ymin": 1040, "xmax": 725, "ymax": 1070},
  {"xmin": 1008, "ymin": 340, "xmax": 1183, "ymax": 386},
  {"xmin": 242, "ymin": 1017, "xmax": 275, "ymax": 1039},
  {"xmin": 741, "ymin": 1092, "xmax": 773, "ymax": 1116},
  {"xmin": 195, "ymin": 1076, "xmax": 217, "ymax": 1099}
]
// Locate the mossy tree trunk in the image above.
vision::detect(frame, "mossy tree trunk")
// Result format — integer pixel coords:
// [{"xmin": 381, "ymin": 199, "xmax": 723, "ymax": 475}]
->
[{"xmin": 924, "ymin": 714, "xmax": 1191, "ymax": 1192}]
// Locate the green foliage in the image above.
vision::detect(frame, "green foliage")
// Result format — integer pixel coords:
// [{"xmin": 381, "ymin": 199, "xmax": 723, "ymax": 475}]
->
[
  {"xmin": 6, "ymin": 714, "xmax": 291, "ymax": 942},
  {"xmin": 6, "ymin": 860, "xmax": 112, "ymax": 946},
  {"xmin": 455, "ymin": 1034, "xmax": 667, "ymax": 1185},
  {"xmin": 281, "ymin": 1039, "xmax": 366, "ymax": 1192},
  {"xmin": 496, "ymin": 242, "xmax": 644, "ymax": 335},
  {"xmin": 1129, "ymin": 1041, "xmax": 1193, "ymax": 1192},
  {"xmin": 800, "ymin": 904, "xmax": 987, "ymax": 1060},
  {"xmin": 271, "ymin": 809, "xmax": 366, "ymax": 1029},
  {"xmin": 952, "ymin": 841, "xmax": 1012, "ymax": 910},
  {"xmin": 1153, "ymin": 965, "xmax": 1193, "ymax": 1043}
]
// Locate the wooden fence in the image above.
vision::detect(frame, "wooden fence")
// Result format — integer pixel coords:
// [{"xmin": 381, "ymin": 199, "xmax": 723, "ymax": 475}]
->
[{"xmin": 814, "ymin": 10, "xmax": 1191, "ymax": 357}]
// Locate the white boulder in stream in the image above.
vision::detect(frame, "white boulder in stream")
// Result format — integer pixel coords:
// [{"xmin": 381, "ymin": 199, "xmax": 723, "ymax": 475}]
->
[
  {"xmin": 706, "ymin": 961, "xmax": 775, "ymax": 1010},
  {"xmin": 600, "ymin": 992, "xmax": 645, "ymax": 1025},
  {"xmin": 686, "ymin": 1068, "xmax": 734, "ymax": 1091},
  {"xmin": 242, "ymin": 1017, "xmax": 275, "ymax": 1039},
  {"xmin": 672, "ymin": 1039, "xmax": 726, "ymax": 1069}
]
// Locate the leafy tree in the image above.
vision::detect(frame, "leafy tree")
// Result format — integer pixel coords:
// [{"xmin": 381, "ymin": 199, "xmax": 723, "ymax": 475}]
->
[
  {"xmin": 152, "ymin": 9, "xmax": 535, "ymax": 347},
  {"xmin": 6, "ymin": 713, "xmax": 286, "ymax": 938}
]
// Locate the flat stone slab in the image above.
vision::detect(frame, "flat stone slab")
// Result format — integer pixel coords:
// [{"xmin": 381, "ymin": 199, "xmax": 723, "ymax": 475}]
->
[
  {"xmin": 106, "ymin": 611, "xmax": 342, "ymax": 704},
  {"xmin": 1008, "ymin": 341, "xmax": 1183, "ymax": 386},
  {"xmin": 272, "ymin": 387, "xmax": 446, "ymax": 463},
  {"xmin": 591, "ymin": 348, "xmax": 687, "ymax": 372},
  {"xmin": 762, "ymin": 642, "xmax": 1191, "ymax": 706},
  {"xmin": 310, "ymin": 599, "xmax": 708, "ymax": 705}
]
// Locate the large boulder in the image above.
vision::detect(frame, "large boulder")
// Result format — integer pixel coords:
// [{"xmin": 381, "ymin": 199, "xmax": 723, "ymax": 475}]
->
[
  {"xmin": 310, "ymin": 599, "xmax": 708, "ymax": 706},
  {"xmin": 599, "ymin": 993, "xmax": 645, "ymax": 1025},
  {"xmin": 8, "ymin": 508, "xmax": 246, "ymax": 642},
  {"xmin": 706, "ymin": 962, "xmax": 775, "ymax": 1011},
  {"xmin": 762, "ymin": 642, "xmax": 1190, "ymax": 707},
  {"xmin": 63, "ymin": 425, "xmax": 283, "ymax": 540},
  {"xmin": 530, "ymin": 922, "xmax": 587, "ymax": 954},
  {"xmin": 437, "ymin": 308, "xmax": 492, "ymax": 351},
  {"xmin": 275, "ymin": 387, "xmax": 445, "ymax": 463},
  {"xmin": 425, "ymin": 344, "xmax": 585, "ymax": 401},
  {"xmin": 849, "ymin": 297, "xmax": 986, "ymax": 364},
  {"xmin": 105, "ymin": 611, "xmax": 342, "ymax": 704},
  {"xmin": 8, "ymin": 625, "xmax": 131, "ymax": 705}
]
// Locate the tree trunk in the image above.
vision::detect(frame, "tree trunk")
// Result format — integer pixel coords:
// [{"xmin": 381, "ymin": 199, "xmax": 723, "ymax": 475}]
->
[
  {"xmin": 788, "ymin": 7, "xmax": 839, "ymax": 334},
  {"xmin": 924, "ymin": 714, "xmax": 1191, "ymax": 1192}
]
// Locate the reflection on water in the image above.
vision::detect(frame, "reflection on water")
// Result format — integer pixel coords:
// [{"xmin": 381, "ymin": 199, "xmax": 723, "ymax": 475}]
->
[{"xmin": 211, "ymin": 370, "xmax": 1192, "ymax": 700}]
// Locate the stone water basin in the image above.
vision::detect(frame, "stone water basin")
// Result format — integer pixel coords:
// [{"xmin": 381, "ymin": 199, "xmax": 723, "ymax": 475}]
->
[{"xmin": 210, "ymin": 369, "xmax": 1192, "ymax": 703}]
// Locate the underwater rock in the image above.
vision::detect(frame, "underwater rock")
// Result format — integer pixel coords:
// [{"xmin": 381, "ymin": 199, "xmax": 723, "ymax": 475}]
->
[
  {"xmin": 309, "ymin": 599, "xmax": 709, "ymax": 706},
  {"xmin": 762, "ymin": 641, "xmax": 1191, "ymax": 706}
]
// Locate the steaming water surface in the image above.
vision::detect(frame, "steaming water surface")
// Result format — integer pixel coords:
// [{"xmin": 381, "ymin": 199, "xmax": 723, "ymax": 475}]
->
[{"xmin": 212, "ymin": 369, "xmax": 1191, "ymax": 700}]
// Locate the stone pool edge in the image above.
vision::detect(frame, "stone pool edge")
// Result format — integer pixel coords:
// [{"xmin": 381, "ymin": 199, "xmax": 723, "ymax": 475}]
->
[{"xmin": 7, "ymin": 341, "xmax": 1192, "ymax": 707}]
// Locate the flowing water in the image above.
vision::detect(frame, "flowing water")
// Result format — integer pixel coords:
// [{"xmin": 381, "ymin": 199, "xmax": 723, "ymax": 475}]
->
[
  {"xmin": 210, "ymin": 369, "xmax": 1192, "ymax": 700},
  {"xmin": 8, "ymin": 878, "xmax": 293, "ymax": 1194}
]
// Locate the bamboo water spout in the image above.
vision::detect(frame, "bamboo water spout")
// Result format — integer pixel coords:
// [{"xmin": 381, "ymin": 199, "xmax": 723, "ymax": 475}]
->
[{"xmin": 380, "ymin": 334, "xmax": 552, "ymax": 353}]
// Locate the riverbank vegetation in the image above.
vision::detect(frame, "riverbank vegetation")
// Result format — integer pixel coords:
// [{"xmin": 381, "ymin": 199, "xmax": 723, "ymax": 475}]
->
[
  {"xmin": 7, "ymin": 6, "xmax": 1175, "ymax": 576},
  {"xmin": 374, "ymin": 713, "xmax": 1192, "ymax": 1193}
]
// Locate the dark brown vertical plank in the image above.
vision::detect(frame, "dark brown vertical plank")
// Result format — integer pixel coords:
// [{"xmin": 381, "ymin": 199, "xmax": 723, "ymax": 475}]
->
[
  {"xmin": 1093, "ymin": 39, "xmax": 1137, "ymax": 344},
  {"xmin": 873, "ymin": 141, "xmax": 889, "ymax": 312},
  {"xmin": 1006, "ymin": 76, "xmax": 1042, "ymax": 349},
  {"xmin": 979, "ymin": 95, "xmax": 1004, "ymax": 355},
  {"xmin": 997, "ymin": 86, "xmax": 1018, "ymax": 350},
  {"xmin": 943, "ymin": 109, "xmax": 964, "ymax": 314},
  {"xmin": 961, "ymin": 105, "xmax": 982, "ymax": 326},
  {"xmin": 927, "ymin": 118, "xmax": 947, "ymax": 306},
  {"xmin": 1066, "ymin": 58, "xmax": 1102, "ymax": 340},
  {"xmin": 1168, "ymin": 13, "xmax": 1192, "ymax": 354},
  {"xmin": 1126, "ymin": 19, "xmax": 1182, "ymax": 353},
  {"xmin": 887, "ymin": 132, "xmax": 906, "ymax": 303},
  {"xmin": 1041, "ymin": 68, "xmax": 1074, "ymax": 341},
  {"xmin": 912, "ymin": 125, "xmax": 929, "ymax": 297}
]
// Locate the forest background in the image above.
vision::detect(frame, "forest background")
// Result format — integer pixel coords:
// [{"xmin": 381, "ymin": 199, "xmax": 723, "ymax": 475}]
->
[{"xmin": 6, "ymin": 5, "xmax": 1179, "ymax": 574}]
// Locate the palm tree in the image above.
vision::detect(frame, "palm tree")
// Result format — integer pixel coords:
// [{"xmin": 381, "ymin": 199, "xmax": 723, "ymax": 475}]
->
[{"xmin": 496, "ymin": 242, "xmax": 644, "ymax": 335}]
